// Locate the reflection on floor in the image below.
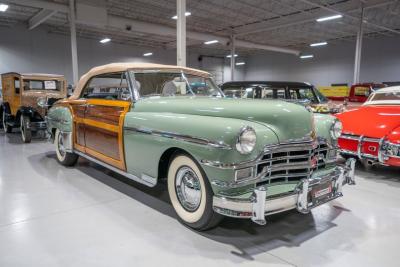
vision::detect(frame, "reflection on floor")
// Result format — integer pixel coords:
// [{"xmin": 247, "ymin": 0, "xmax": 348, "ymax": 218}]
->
[{"xmin": 1, "ymin": 132, "xmax": 399, "ymax": 267}]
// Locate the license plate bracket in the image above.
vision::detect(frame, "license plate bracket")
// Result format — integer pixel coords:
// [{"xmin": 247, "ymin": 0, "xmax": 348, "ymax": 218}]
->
[{"xmin": 311, "ymin": 181, "xmax": 333, "ymax": 204}]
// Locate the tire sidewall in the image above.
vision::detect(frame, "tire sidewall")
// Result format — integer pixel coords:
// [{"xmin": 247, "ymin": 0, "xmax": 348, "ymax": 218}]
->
[
  {"xmin": 168, "ymin": 154, "xmax": 217, "ymax": 229},
  {"xmin": 20, "ymin": 115, "xmax": 31, "ymax": 143},
  {"xmin": 55, "ymin": 129, "xmax": 67, "ymax": 162}
]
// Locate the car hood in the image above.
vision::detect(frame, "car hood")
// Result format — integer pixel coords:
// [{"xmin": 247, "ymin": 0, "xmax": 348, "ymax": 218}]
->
[
  {"xmin": 133, "ymin": 96, "xmax": 314, "ymax": 143},
  {"xmin": 336, "ymin": 105, "xmax": 400, "ymax": 138}
]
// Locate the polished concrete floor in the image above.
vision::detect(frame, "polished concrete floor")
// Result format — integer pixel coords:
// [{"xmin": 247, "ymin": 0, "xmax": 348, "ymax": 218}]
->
[{"xmin": 0, "ymin": 132, "xmax": 400, "ymax": 267}]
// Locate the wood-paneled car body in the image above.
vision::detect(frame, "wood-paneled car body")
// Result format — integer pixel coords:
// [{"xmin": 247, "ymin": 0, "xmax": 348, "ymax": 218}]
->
[
  {"xmin": 1, "ymin": 72, "xmax": 67, "ymax": 142},
  {"xmin": 337, "ymin": 86, "xmax": 400, "ymax": 167},
  {"xmin": 47, "ymin": 63, "xmax": 355, "ymax": 230},
  {"xmin": 221, "ymin": 81, "xmax": 345, "ymax": 114}
]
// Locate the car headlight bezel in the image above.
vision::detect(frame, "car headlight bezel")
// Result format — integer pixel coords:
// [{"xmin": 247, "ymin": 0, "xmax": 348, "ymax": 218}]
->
[
  {"xmin": 236, "ymin": 126, "xmax": 257, "ymax": 154},
  {"xmin": 330, "ymin": 120, "xmax": 342, "ymax": 140},
  {"xmin": 385, "ymin": 142, "xmax": 400, "ymax": 158}
]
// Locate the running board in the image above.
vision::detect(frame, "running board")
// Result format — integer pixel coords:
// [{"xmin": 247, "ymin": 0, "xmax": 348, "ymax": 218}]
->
[{"xmin": 74, "ymin": 151, "xmax": 157, "ymax": 187}]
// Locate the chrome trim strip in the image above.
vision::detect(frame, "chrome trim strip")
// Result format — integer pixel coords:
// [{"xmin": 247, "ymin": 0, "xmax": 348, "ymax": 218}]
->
[
  {"xmin": 124, "ymin": 126, "xmax": 232, "ymax": 150},
  {"xmin": 74, "ymin": 151, "xmax": 157, "ymax": 187}
]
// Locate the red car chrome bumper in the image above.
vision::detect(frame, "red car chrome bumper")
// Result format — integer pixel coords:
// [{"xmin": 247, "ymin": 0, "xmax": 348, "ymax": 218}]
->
[{"xmin": 338, "ymin": 134, "xmax": 400, "ymax": 166}]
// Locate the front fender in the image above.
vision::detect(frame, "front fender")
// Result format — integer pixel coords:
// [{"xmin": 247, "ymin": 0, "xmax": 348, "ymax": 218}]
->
[
  {"xmin": 314, "ymin": 113, "xmax": 336, "ymax": 144},
  {"xmin": 47, "ymin": 105, "xmax": 73, "ymax": 133},
  {"xmin": 123, "ymin": 112, "xmax": 279, "ymax": 187}
]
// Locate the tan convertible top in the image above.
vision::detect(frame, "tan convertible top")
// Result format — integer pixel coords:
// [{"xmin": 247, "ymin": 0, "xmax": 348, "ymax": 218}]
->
[{"xmin": 70, "ymin": 62, "xmax": 211, "ymax": 99}]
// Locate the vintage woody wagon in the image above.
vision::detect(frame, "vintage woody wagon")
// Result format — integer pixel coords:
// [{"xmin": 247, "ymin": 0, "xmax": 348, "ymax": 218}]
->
[
  {"xmin": 337, "ymin": 86, "xmax": 400, "ymax": 167},
  {"xmin": 1, "ymin": 72, "xmax": 67, "ymax": 142},
  {"xmin": 46, "ymin": 63, "xmax": 355, "ymax": 230}
]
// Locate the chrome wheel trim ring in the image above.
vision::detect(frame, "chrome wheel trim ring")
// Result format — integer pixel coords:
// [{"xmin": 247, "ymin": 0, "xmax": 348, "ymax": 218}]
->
[
  {"xmin": 175, "ymin": 166, "xmax": 202, "ymax": 212},
  {"xmin": 57, "ymin": 132, "xmax": 66, "ymax": 158}
]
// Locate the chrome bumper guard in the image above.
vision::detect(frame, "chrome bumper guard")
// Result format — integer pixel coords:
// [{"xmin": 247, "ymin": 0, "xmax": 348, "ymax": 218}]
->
[{"xmin": 213, "ymin": 158, "xmax": 356, "ymax": 225}]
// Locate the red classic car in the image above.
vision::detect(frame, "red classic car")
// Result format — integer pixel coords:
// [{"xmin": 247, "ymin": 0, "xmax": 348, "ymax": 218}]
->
[{"xmin": 336, "ymin": 86, "xmax": 400, "ymax": 167}]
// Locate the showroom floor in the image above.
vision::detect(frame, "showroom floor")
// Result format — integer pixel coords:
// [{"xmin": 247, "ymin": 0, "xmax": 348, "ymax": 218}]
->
[{"xmin": 0, "ymin": 132, "xmax": 399, "ymax": 267}]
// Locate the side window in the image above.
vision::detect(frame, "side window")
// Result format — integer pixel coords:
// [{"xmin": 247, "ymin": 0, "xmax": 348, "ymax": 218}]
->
[
  {"xmin": 81, "ymin": 72, "xmax": 131, "ymax": 101},
  {"xmin": 263, "ymin": 88, "xmax": 274, "ymax": 99},
  {"xmin": 14, "ymin": 78, "xmax": 20, "ymax": 94}
]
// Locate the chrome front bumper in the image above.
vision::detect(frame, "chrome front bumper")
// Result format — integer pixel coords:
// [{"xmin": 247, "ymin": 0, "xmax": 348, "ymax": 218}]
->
[{"xmin": 212, "ymin": 158, "xmax": 356, "ymax": 225}]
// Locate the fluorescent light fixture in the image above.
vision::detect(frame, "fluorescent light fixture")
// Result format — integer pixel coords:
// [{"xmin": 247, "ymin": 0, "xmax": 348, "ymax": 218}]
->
[
  {"xmin": 236, "ymin": 62, "xmax": 245, "ymax": 66},
  {"xmin": 172, "ymin": 12, "xmax": 191, "ymax": 20},
  {"xmin": 100, "ymin": 38, "xmax": 111, "ymax": 43},
  {"xmin": 316, "ymin": 14, "xmax": 342, "ymax": 22},
  {"xmin": 0, "ymin": 4, "xmax": 9, "ymax": 12},
  {"xmin": 143, "ymin": 52, "xmax": 153, "ymax": 57},
  {"xmin": 310, "ymin": 41, "xmax": 327, "ymax": 47},
  {"xmin": 226, "ymin": 54, "xmax": 238, "ymax": 58},
  {"xmin": 300, "ymin": 54, "xmax": 314, "ymax": 59},
  {"xmin": 204, "ymin": 40, "xmax": 219, "ymax": 45}
]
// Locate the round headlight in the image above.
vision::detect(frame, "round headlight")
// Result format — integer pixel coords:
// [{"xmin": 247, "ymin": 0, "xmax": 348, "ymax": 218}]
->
[
  {"xmin": 236, "ymin": 126, "xmax": 257, "ymax": 154},
  {"xmin": 37, "ymin": 97, "xmax": 47, "ymax": 108},
  {"xmin": 330, "ymin": 120, "xmax": 342, "ymax": 139}
]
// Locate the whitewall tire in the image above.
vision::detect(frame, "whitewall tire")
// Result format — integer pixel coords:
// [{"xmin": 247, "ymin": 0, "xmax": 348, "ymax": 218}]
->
[
  {"xmin": 55, "ymin": 129, "xmax": 78, "ymax": 166},
  {"xmin": 167, "ymin": 154, "xmax": 222, "ymax": 230},
  {"xmin": 20, "ymin": 115, "xmax": 32, "ymax": 143}
]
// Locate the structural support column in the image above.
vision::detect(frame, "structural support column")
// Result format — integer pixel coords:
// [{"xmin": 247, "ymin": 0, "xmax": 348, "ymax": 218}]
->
[
  {"xmin": 353, "ymin": 6, "xmax": 364, "ymax": 84},
  {"xmin": 230, "ymin": 34, "xmax": 236, "ymax": 81},
  {"xmin": 176, "ymin": 0, "xmax": 186, "ymax": 67},
  {"xmin": 69, "ymin": 0, "xmax": 79, "ymax": 85}
]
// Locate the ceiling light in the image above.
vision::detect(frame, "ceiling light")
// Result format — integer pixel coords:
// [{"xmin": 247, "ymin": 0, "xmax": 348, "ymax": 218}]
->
[
  {"xmin": 204, "ymin": 40, "xmax": 219, "ymax": 45},
  {"xmin": 310, "ymin": 41, "xmax": 327, "ymax": 47},
  {"xmin": 0, "ymin": 4, "xmax": 9, "ymax": 12},
  {"xmin": 300, "ymin": 55, "xmax": 314, "ymax": 59},
  {"xmin": 143, "ymin": 52, "xmax": 153, "ymax": 57},
  {"xmin": 172, "ymin": 12, "xmax": 191, "ymax": 20},
  {"xmin": 100, "ymin": 38, "xmax": 111, "ymax": 43},
  {"xmin": 316, "ymin": 14, "xmax": 342, "ymax": 22},
  {"xmin": 236, "ymin": 62, "xmax": 245, "ymax": 66},
  {"xmin": 226, "ymin": 54, "xmax": 238, "ymax": 58}
]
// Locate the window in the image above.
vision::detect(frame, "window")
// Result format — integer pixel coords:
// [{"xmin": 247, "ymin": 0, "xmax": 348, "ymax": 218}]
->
[
  {"xmin": 81, "ymin": 72, "xmax": 131, "ymax": 100},
  {"xmin": 288, "ymin": 87, "xmax": 318, "ymax": 103},
  {"xmin": 354, "ymin": 86, "xmax": 370, "ymax": 97},
  {"xmin": 22, "ymin": 80, "xmax": 62, "ymax": 91},
  {"xmin": 14, "ymin": 78, "xmax": 20, "ymax": 94},
  {"xmin": 132, "ymin": 72, "xmax": 222, "ymax": 98},
  {"xmin": 370, "ymin": 91, "xmax": 400, "ymax": 102}
]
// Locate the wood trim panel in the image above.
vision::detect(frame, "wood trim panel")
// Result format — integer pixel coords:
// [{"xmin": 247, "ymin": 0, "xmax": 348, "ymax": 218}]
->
[{"xmin": 69, "ymin": 99, "xmax": 131, "ymax": 170}]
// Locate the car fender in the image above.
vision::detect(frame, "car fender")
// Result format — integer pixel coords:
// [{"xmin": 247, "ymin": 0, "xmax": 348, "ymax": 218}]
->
[
  {"xmin": 47, "ymin": 105, "xmax": 73, "ymax": 134},
  {"xmin": 313, "ymin": 113, "xmax": 336, "ymax": 144},
  {"xmin": 123, "ymin": 111, "xmax": 279, "ymax": 187}
]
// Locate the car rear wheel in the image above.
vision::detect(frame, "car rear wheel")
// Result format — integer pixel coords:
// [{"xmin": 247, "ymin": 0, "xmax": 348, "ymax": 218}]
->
[
  {"xmin": 167, "ymin": 154, "xmax": 222, "ymax": 230},
  {"xmin": 55, "ymin": 129, "xmax": 78, "ymax": 166},
  {"xmin": 2, "ymin": 111, "xmax": 12, "ymax": 133},
  {"xmin": 20, "ymin": 115, "xmax": 32, "ymax": 143}
]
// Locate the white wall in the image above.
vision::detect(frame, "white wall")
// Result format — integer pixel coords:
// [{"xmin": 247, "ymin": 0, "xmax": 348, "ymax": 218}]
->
[
  {"xmin": 244, "ymin": 36, "xmax": 400, "ymax": 86},
  {"xmin": 0, "ymin": 24, "xmax": 243, "ymax": 86}
]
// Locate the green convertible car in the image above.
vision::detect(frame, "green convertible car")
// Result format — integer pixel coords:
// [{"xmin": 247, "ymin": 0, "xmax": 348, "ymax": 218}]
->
[{"xmin": 46, "ymin": 63, "xmax": 355, "ymax": 230}]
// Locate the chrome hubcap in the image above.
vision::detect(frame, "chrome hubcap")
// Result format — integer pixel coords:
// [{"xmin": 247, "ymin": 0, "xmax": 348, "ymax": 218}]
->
[
  {"xmin": 175, "ymin": 166, "xmax": 202, "ymax": 212},
  {"xmin": 58, "ymin": 133, "xmax": 65, "ymax": 157}
]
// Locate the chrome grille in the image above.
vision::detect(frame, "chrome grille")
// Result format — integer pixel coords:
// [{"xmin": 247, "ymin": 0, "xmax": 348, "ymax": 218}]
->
[{"xmin": 256, "ymin": 142, "xmax": 329, "ymax": 186}]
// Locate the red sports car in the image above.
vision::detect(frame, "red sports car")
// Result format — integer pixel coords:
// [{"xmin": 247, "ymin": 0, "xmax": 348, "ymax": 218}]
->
[{"xmin": 336, "ymin": 86, "xmax": 400, "ymax": 167}]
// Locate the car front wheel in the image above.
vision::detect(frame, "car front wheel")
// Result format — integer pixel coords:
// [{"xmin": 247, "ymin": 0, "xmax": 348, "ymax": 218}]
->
[
  {"xmin": 20, "ymin": 115, "xmax": 32, "ymax": 143},
  {"xmin": 55, "ymin": 129, "xmax": 78, "ymax": 166},
  {"xmin": 167, "ymin": 154, "xmax": 222, "ymax": 230}
]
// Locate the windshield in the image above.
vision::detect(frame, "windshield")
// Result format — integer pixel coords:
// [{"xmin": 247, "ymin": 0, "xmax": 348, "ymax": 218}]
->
[
  {"xmin": 23, "ymin": 79, "xmax": 62, "ymax": 91},
  {"xmin": 131, "ymin": 72, "xmax": 223, "ymax": 98},
  {"xmin": 367, "ymin": 91, "xmax": 400, "ymax": 103}
]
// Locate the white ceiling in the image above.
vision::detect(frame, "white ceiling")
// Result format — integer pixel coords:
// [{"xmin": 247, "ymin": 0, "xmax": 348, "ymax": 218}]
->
[{"xmin": 0, "ymin": 0, "xmax": 399, "ymax": 57}]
